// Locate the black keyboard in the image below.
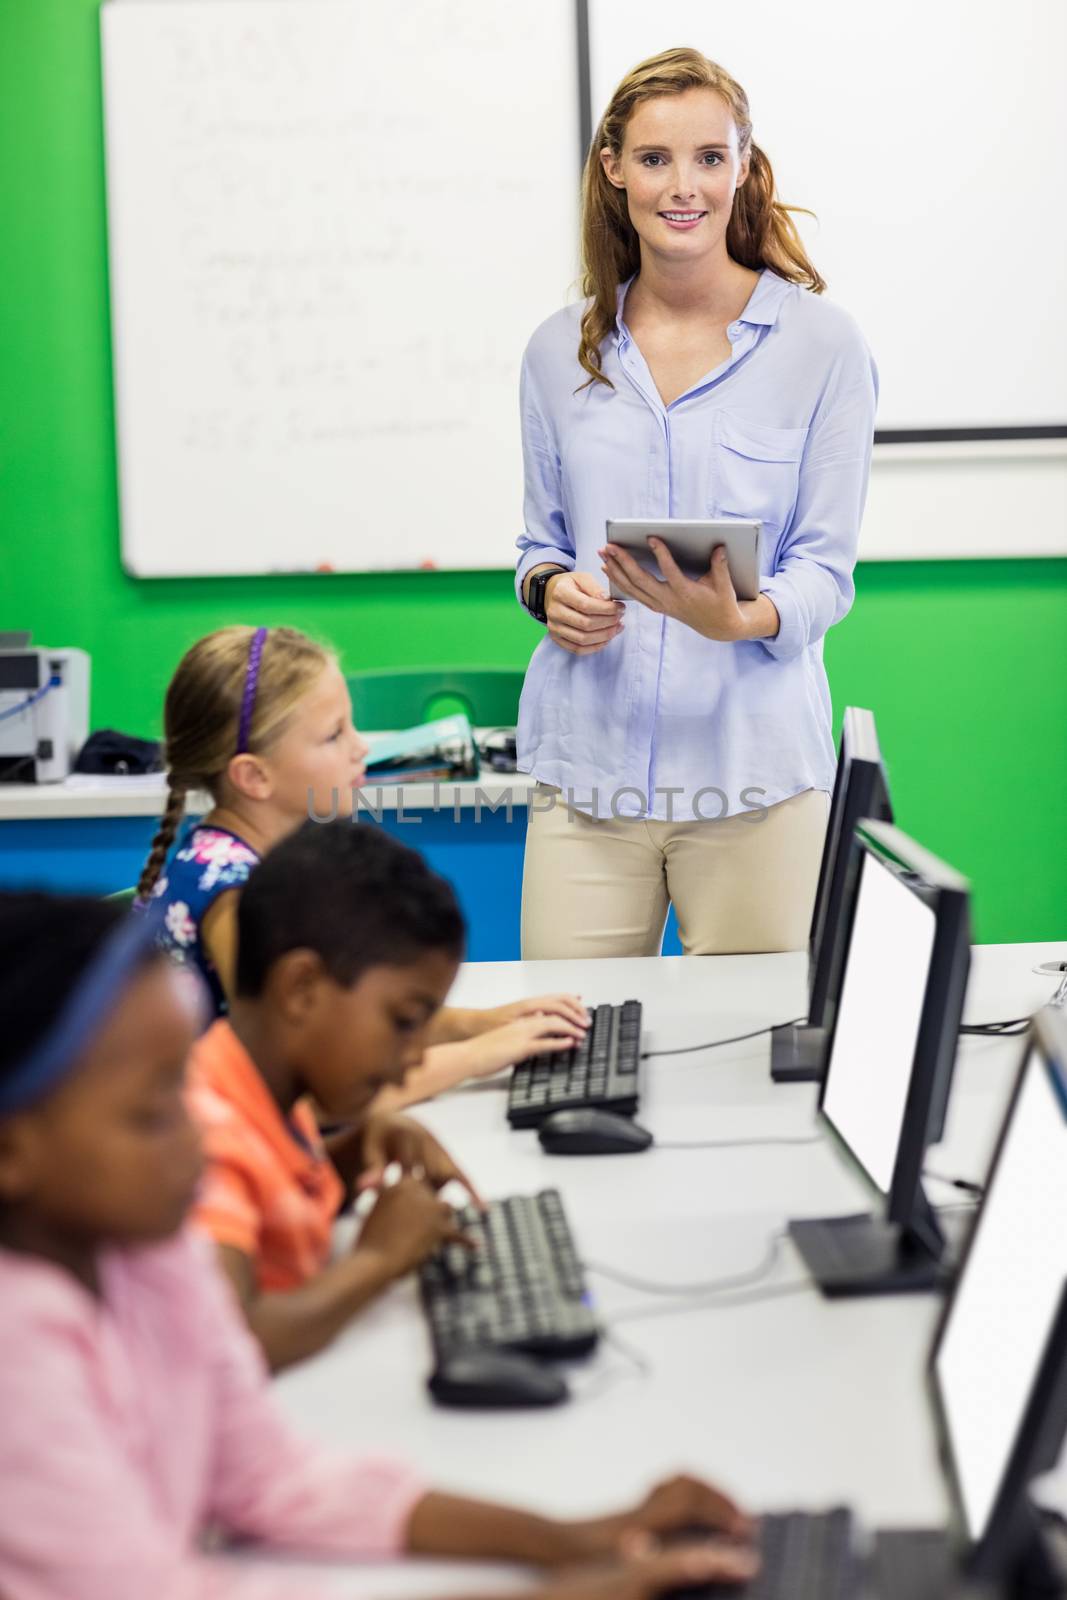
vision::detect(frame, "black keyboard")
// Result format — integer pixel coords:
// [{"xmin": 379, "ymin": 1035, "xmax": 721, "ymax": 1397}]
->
[
  {"xmin": 668, "ymin": 1509, "xmax": 860, "ymax": 1599},
  {"xmin": 870, "ymin": 1528, "xmax": 958, "ymax": 1599},
  {"xmin": 418, "ymin": 1190, "xmax": 599, "ymax": 1360},
  {"xmin": 507, "ymin": 1000, "xmax": 643, "ymax": 1128}
]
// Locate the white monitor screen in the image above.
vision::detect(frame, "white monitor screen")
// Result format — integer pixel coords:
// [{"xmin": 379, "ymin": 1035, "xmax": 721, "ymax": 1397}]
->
[
  {"xmin": 822, "ymin": 850, "xmax": 937, "ymax": 1192},
  {"xmin": 935, "ymin": 1042, "xmax": 1067, "ymax": 1540}
]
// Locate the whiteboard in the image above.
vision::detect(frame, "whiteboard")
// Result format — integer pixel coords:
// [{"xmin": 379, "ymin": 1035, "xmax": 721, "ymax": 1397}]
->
[
  {"xmin": 588, "ymin": 0, "xmax": 1067, "ymax": 438},
  {"xmin": 101, "ymin": 0, "xmax": 580, "ymax": 576}
]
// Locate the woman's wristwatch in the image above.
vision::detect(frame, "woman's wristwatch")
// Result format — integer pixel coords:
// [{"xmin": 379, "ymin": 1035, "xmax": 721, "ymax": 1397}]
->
[{"xmin": 525, "ymin": 566, "xmax": 565, "ymax": 623}]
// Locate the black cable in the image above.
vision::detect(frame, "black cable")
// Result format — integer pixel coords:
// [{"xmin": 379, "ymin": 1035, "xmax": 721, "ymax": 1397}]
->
[
  {"xmin": 642, "ymin": 1017, "xmax": 807, "ymax": 1060},
  {"xmin": 584, "ymin": 1231, "xmax": 785, "ymax": 1298},
  {"xmin": 924, "ymin": 1169, "xmax": 985, "ymax": 1196},
  {"xmin": 960, "ymin": 1016, "xmax": 1031, "ymax": 1037}
]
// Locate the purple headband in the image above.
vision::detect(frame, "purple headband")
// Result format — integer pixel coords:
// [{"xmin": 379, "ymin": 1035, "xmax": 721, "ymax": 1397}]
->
[{"xmin": 236, "ymin": 627, "xmax": 269, "ymax": 754}]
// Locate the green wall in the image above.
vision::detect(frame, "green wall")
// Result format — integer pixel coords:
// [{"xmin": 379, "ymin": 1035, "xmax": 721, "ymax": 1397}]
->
[{"xmin": 4, "ymin": 0, "xmax": 1065, "ymax": 944}]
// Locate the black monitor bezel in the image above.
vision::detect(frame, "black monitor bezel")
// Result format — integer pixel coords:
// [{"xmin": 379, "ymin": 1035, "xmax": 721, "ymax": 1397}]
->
[
  {"xmin": 926, "ymin": 1007, "xmax": 1067, "ymax": 1582},
  {"xmin": 807, "ymin": 707, "xmax": 893, "ymax": 1031},
  {"xmin": 816, "ymin": 820, "xmax": 971, "ymax": 1235}
]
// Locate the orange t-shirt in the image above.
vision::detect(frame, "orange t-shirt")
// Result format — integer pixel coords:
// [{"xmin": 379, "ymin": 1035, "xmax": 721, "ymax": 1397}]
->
[{"xmin": 186, "ymin": 1019, "xmax": 345, "ymax": 1291}]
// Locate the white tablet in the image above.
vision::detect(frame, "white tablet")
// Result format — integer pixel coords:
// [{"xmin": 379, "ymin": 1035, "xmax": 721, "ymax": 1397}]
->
[{"xmin": 604, "ymin": 518, "xmax": 762, "ymax": 601}]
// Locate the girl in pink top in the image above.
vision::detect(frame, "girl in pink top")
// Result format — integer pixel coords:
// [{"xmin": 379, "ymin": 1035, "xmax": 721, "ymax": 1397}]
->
[{"xmin": 0, "ymin": 892, "xmax": 758, "ymax": 1600}]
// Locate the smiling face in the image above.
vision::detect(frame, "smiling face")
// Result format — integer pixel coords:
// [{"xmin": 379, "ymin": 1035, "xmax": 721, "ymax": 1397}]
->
[{"xmin": 601, "ymin": 87, "xmax": 749, "ymax": 268}]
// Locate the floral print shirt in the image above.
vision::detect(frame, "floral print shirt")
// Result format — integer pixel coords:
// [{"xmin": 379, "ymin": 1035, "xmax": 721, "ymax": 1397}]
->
[{"xmin": 146, "ymin": 825, "xmax": 260, "ymax": 1018}]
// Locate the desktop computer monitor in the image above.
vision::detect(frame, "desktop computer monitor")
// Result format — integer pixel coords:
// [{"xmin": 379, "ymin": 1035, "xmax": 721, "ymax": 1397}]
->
[
  {"xmin": 770, "ymin": 707, "xmax": 893, "ymax": 1084},
  {"xmin": 926, "ymin": 1005, "xmax": 1067, "ymax": 1593},
  {"xmin": 788, "ymin": 820, "xmax": 971, "ymax": 1297}
]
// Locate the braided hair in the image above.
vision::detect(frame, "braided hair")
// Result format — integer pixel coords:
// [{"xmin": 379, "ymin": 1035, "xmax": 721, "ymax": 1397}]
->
[
  {"xmin": 136, "ymin": 781, "xmax": 189, "ymax": 903},
  {"xmin": 135, "ymin": 626, "xmax": 332, "ymax": 902}
]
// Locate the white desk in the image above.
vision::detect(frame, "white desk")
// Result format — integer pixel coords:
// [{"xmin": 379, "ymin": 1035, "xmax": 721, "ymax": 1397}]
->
[
  {"xmin": 0, "ymin": 771, "xmax": 534, "ymax": 821},
  {"xmin": 240, "ymin": 944, "xmax": 1064, "ymax": 1596}
]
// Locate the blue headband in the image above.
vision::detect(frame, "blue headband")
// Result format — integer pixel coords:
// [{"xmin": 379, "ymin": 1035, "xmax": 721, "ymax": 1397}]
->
[{"xmin": 0, "ymin": 908, "xmax": 164, "ymax": 1117}]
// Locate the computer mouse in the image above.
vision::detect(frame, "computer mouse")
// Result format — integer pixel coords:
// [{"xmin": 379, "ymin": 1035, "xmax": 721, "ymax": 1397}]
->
[
  {"xmin": 537, "ymin": 1108, "xmax": 654, "ymax": 1155},
  {"xmin": 427, "ymin": 1349, "xmax": 569, "ymax": 1409}
]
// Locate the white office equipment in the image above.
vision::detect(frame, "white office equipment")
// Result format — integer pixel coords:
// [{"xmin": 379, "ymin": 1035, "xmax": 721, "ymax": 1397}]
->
[
  {"xmin": 100, "ymin": 0, "xmax": 580, "ymax": 577},
  {"xmin": 0, "ymin": 648, "xmax": 90, "ymax": 784}
]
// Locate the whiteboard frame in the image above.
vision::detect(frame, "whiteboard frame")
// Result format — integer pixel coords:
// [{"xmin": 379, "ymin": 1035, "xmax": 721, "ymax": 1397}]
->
[{"xmin": 579, "ymin": 1, "xmax": 1067, "ymax": 450}]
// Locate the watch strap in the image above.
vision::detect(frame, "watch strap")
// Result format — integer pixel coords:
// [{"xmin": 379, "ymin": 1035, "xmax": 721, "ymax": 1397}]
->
[{"xmin": 526, "ymin": 566, "xmax": 565, "ymax": 623}]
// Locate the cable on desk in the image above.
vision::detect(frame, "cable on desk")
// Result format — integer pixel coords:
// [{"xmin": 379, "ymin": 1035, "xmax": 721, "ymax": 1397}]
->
[
  {"xmin": 571, "ymin": 1325, "xmax": 653, "ymax": 1404},
  {"xmin": 608, "ymin": 1278, "xmax": 814, "ymax": 1329},
  {"xmin": 924, "ymin": 1169, "xmax": 985, "ymax": 1197},
  {"xmin": 642, "ymin": 1017, "xmax": 807, "ymax": 1060},
  {"xmin": 585, "ymin": 1231, "xmax": 785, "ymax": 1298},
  {"xmin": 959, "ymin": 1016, "xmax": 1031, "ymax": 1037},
  {"xmin": 654, "ymin": 1134, "xmax": 822, "ymax": 1152}
]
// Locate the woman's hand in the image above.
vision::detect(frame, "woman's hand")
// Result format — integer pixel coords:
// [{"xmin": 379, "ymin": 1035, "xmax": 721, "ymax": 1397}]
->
[
  {"xmin": 545, "ymin": 571, "xmax": 626, "ymax": 655},
  {"xmin": 599, "ymin": 540, "xmax": 779, "ymax": 643}
]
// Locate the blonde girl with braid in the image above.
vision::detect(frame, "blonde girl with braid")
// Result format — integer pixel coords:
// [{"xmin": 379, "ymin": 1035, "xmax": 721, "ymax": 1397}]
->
[{"xmin": 139, "ymin": 626, "xmax": 588, "ymax": 1103}]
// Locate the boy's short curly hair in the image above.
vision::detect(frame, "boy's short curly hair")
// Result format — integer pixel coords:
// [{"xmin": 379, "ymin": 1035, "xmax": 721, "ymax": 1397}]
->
[{"xmin": 236, "ymin": 820, "xmax": 466, "ymax": 997}]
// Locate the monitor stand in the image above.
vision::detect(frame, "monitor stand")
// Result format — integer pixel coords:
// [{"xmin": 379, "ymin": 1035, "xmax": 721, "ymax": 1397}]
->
[
  {"xmin": 1006, "ymin": 1529, "xmax": 1067, "ymax": 1598},
  {"xmin": 770, "ymin": 1020, "xmax": 826, "ymax": 1083},
  {"xmin": 865, "ymin": 1515, "xmax": 1064, "ymax": 1598},
  {"xmin": 972, "ymin": 1510, "xmax": 1067, "ymax": 1599},
  {"xmin": 788, "ymin": 1190, "xmax": 950, "ymax": 1298}
]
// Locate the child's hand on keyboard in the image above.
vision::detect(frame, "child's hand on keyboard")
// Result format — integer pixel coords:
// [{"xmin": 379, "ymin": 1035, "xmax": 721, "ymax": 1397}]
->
[
  {"xmin": 480, "ymin": 993, "xmax": 591, "ymax": 1032},
  {"xmin": 465, "ymin": 1013, "xmax": 588, "ymax": 1078},
  {"xmin": 355, "ymin": 1176, "xmax": 475, "ymax": 1278},
  {"xmin": 566, "ymin": 1472, "xmax": 755, "ymax": 1568},
  {"xmin": 530, "ymin": 1542, "xmax": 759, "ymax": 1598},
  {"xmin": 355, "ymin": 1111, "xmax": 484, "ymax": 1208},
  {"xmin": 613, "ymin": 1473, "xmax": 757, "ymax": 1549}
]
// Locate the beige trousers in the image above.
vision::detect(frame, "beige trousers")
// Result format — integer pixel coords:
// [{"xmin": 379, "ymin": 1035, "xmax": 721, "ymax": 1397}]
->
[{"xmin": 520, "ymin": 785, "xmax": 830, "ymax": 959}]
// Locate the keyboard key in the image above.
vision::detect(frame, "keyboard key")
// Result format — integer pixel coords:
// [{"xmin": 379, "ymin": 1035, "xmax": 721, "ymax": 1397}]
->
[
  {"xmin": 507, "ymin": 1001, "xmax": 643, "ymax": 1127},
  {"xmin": 666, "ymin": 1509, "xmax": 858, "ymax": 1599},
  {"xmin": 419, "ymin": 1191, "xmax": 599, "ymax": 1373}
]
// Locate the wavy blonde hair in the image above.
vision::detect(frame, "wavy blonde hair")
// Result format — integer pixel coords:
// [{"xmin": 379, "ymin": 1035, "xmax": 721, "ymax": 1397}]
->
[
  {"xmin": 578, "ymin": 47, "xmax": 825, "ymax": 390},
  {"xmin": 136, "ymin": 625, "xmax": 333, "ymax": 900}
]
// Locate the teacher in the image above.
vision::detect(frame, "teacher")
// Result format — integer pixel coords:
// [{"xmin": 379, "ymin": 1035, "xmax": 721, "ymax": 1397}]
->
[{"xmin": 515, "ymin": 47, "xmax": 877, "ymax": 960}]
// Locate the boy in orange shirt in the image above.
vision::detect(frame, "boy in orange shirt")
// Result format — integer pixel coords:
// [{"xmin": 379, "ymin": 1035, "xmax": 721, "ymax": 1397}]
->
[{"xmin": 187, "ymin": 818, "xmax": 483, "ymax": 1371}]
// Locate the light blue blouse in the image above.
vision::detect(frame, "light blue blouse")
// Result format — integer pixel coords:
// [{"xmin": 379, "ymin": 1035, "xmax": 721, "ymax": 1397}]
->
[{"xmin": 514, "ymin": 268, "xmax": 878, "ymax": 821}]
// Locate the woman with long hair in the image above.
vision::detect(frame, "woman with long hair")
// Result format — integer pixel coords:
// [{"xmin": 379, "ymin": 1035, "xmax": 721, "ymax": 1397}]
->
[{"xmin": 516, "ymin": 47, "xmax": 877, "ymax": 958}]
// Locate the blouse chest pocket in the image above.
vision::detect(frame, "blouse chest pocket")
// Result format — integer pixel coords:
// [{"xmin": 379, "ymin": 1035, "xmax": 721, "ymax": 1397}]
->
[{"xmin": 709, "ymin": 412, "xmax": 807, "ymax": 537}]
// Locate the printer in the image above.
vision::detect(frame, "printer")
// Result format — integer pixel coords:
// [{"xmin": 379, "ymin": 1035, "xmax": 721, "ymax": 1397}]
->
[{"xmin": 0, "ymin": 642, "xmax": 90, "ymax": 783}]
